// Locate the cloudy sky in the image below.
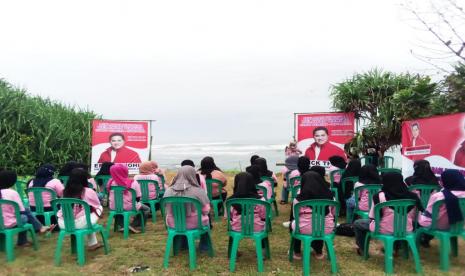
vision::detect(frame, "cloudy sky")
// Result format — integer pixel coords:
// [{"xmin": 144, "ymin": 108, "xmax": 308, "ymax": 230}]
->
[{"xmin": 0, "ymin": 0, "xmax": 438, "ymax": 144}]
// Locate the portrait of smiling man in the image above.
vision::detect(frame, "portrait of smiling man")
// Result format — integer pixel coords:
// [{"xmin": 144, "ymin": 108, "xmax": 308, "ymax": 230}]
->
[
  {"xmin": 98, "ymin": 133, "xmax": 142, "ymax": 163},
  {"xmin": 304, "ymin": 126, "xmax": 347, "ymax": 161}
]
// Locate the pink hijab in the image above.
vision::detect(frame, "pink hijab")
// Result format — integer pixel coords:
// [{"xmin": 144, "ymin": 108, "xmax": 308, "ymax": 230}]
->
[
  {"xmin": 109, "ymin": 164, "xmax": 133, "ymax": 190},
  {"xmin": 151, "ymin": 160, "xmax": 162, "ymax": 174}
]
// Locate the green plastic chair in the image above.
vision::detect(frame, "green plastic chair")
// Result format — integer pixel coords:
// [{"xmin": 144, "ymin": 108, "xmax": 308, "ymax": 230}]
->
[
  {"xmin": 0, "ymin": 199, "xmax": 38, "ymax": 262},
  {"xmin": 378, "ymin": 168, "xmax": 401, "ymax": 175},
  {"xmin": 329, "ymin": 169, "xmax": 345, "ymax": 189},
  {"xmin": 58, "ymin": 176, "xmax": 69, "ymax": 186},
  {"xmin": 330, "ymin": 188, "xmax": 339, "ymax": 204},
  {"xmin": 260, "ymin": 176, "xmax": 279, "ymax": 216},
  {"xmin": 156, "ymin": 173, "xmax": 166, "ymax": 197},
  {"xmin": 255, "ymin": 186, "xmax": 274, "ymax": 231},
  {"xmin": 225, "ymin": 198, "xmax": 272, "ymax": 272},
  {"xmin": 340, "ymin": 176, "xmax": 359, "ymax": 199},
  {"xmin": 106, "ymin": 186, "xmax": 145, "ymax": 240},
  {"xmin": 363, "ymin": 199, "xmax": 422, "ymax": 274},
  {"xmin": 360, "ymin": 156, "xmax": 375, "ymax": 166},
  {"xmin": 52, "ymin": 198, "xmax": 109, "ymax": 266},
  {"xmin": 348, "ymin": 184, "xmax": 382, "ymax": 223},
  {"xmin": 381, "ymin": 156, "xmax": 394, "ymax": 168},
  {"xmin": 26, "ymin": 187, "xmax": 57, "ymax": 237},
  {"xmin": 160, "ymin": 196, "xmax": 214, "ymax": 271},
  {"xmin": 288, "ymin": 199, "xmax": 340, "ymax": 276},
  {"xmin": 408, "ymin": 184, "xmax": 440, "ymax": 210},
  {"xmin": 205, "ymin": 178, "xmax": 225, "ymax": 221},
  {"xmin": 137, "ymin": 179, "xmax": 161, "ymax": 223},
  {"xmin": 14, "ymin": 180, "xmax": 29, "ymax": 208},
  {"xmin": 416, "ymin": 198, "xmax": 465, "ymax": 271},
  {"xmin": 288, "ymin": 176, "xmax": 301, "ymax": 203}
]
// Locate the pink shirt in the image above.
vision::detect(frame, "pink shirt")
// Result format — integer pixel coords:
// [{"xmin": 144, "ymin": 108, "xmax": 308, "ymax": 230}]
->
[
  {"xmin": 133, "ymin": 174, "xmax": 161, "ymax": 199},
  {"xmin": 328, "ymin": 165, "xmax": 342, "ymax": 184},
  {"xmin": 1, "ymin": 189, "xmax": 25, "ymax": 228},
  {"xmin": 354, "ymin": 182, "xmax": 369, "ymax": 211},
  {"xmin": 418, "ymin": 190, "xmax": 465, "ymax": 230},
  {"xmin": 291, "ymin": 199, "xmax": 335, "ymax": 235},
  {"xmin": 166, "ymin": 203, "xmax": 210, "ymax": 229},
  {"xmin": 369, "ymin": 192, "xmax": 415, "ymax": 234},
  {"xmin": 88, "ymin": 178, "xmax": 97, "ymax": 190},
  {"xmin": 257, "ymin": 181, "xmax": 272, "ymax": 199},
  {"xmin": 230, "ymin": 198, "xmax": 267, "ymax": 232},
  {"xmin": 286, "ymin": 170, "xmax": 301, "ymax": 188},
  {"xmin": 57, "ymin": 188, "xmax": 103, "ymax": 220},
  {"xmin": 202, "ymin": 170, "xmax": 227, "ymax": 197},
  {"xmin": 28, "ymin": 179, "xmax": 64, "ymax": 207},
  {"xmin": 108, "ymin": 180, "xmax": 142, "ymax": 211}
]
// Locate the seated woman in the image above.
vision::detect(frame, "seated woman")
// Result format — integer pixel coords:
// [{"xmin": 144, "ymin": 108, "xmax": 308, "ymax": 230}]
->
[
  {"xmin": 108, "ymin": 164, "xmax": 149, "ymax": 233},
  {"xmin": 328, "ymin": 155, "xmax": 347, "ymax": 184},
  {"xmin": 163, "ymin": 165, "xmax": 211, "ymax": 251},
  {"xmin": 199, "ymin": 157, "xmax": 228, "ymax": 202},
  {"xmin": 405, "ymin": 160, "xmax": 439, "ymax": 186},
  {"xmin": 346, "ymin": 165, "xmax": 380, "ymax": 221},
  {"xmin": 337, "ymin": 159, "xmax": 361, "ymax": 215},
  {"xmin": 151, "ymin": 161, "xmax": 168, "ymax": 190},
  {"xmin": 418, "ymin": 169, "xmax": 465, "ymax": 247},
  {"xmin": 0, "ymin": 169, "xmax": 53, "ymax": 246},
  {"xmin": 57, "ymin": 168, "xmax": 103, "ymax": 250},
  {"xmin": 281, "ymin": 155, "xmax": 299, "ymax": 204},
  {"xmin": 289, "ymin": 171, "xmax": 335, "ymax": 260},
  {"xmin": 133, "ymin": 161, "xmax": 161, "ymax": 200},
  {"xmin": 353, "ymin": 172, "xmax": 423, "ymax": 255},
  {"xmin": 247, "ymin": 165, "xmax": 270, "ymax": 199},
  {"xmin": 255, "ymin": 157, "xmax": 278, "ymax": 187}
]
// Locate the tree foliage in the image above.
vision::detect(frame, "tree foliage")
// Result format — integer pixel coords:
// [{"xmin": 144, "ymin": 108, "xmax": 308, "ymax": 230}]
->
[{"xmin": 0, "ymin": 79, "xmax": 99, "ymax": 175}]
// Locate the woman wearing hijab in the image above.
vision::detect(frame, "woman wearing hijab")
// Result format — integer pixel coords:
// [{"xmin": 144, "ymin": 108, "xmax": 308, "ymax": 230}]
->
[
  {"xmin": 281, "ymin": 155, "xmax": 299, "ymax": 204},
  {"xmin": 405, "ymin": 160, "xmax": 439, "ymax": 186},
  {"xmin": 199, "ymin": 156, "xmax": 228, "ymax": 202},
  {"xmin": 255, "ymin": 158, "xmax": 278, "ymax": 187},
  {"xmin": 0, "ymin": 169, "xmax": 54, "ymax": 246},
  {"xmin": 328, "ymin": 155, "xmax": 347, "ymax": 184},
  {"xmin": 95, "ymin": 162, "xmax": 114, "ymax": 191},
  {"xmin": 28, "ymin": 164, "xmax": 64, "ymax": 214},
  {"xmin": 245, "ymin": 155, "xmax": 260, "ymax": 172},
  {"xmin": 150, "ymin": 161, "xmax": 168, "ymax": 190},
  {"xmin": 133, "ymin": 161, "xmax": 161, "ymax": 200},
  {"xmin": 346, "ymin": 165, "xmax": 381, "ymax": 222},
  {"xmin": 418, "ymin": 169, "xmax": 465, "ymax": 247},
  {"xmin": 289, "ymin": 171, "xmax": 335, "ymax": 260},
  {"xmin": 336, "ymin": 159, "xmax": 361, "ymax": 214},
  {"xmin": 353, "ymin": 172, "xmax": 423, "ymax": 255},
  {"xmin": 58, "ymin": 161, "xmax": 79, "ymax": 177},
  {"xmin": 164, "ymin": 165, "xmax": 211, "ymax": 251},
  {"xmin": 247, "ymin": 165, "xmax": 271, "ymax": 200},
  {"xmin": 309, "ymin": 166, "xmax": 327, "ymax": 180},
  {"xmin": 108, "ymin": 164, "xmax": 149, "ymax": 233}
]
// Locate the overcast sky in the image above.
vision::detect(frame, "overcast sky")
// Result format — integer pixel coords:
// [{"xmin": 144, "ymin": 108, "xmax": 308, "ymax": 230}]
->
[{"xmin": 0, "ymin": 0, "xmax": 439, "ymax": 144}]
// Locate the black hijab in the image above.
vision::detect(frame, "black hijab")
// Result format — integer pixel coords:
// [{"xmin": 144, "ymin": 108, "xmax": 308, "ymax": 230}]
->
[
  {"xmin": 309, "ymin": 166, "xmax": 326, "ymax": 179},
  {"xmin": 181, "ymin": 159, "xmax": 195, "ymax": 167},
  {"xmin": 96, "ymin": 162, "xmax": 114, "ymax": 176},
  {"xmin": 58, "ymin": 161, "xmax": 79, "ymax": 177},
  {"xmin": 0, "ymin": 170, "xmax": 17, "ymax": 199},
  {"xmin": 441, "ymin": 169, "xmax": 465, "ymax": 224},
  {"xmin": 342, "ymin": 159, "xmax": 361, "ymax": 178},
  {"xmin": 375, "ymin": 172, "xmax": 423, "ymax": 211},
  {"xmin": 405, "ymin": 160, "xmax": 438, "ymax": 186},
  {"xmin": 200, "ymin": 156, "xmax": 221, "ymax": 179},
  {"xmin": 297, "ymin": 156, "xmax": 310, "ymax": 176},
  {"xmin": 246, "ymin": 165, "xmax": 262, "ymax": 185},
  {"xmin": 359, "ymin": 165, "xmax": 381, "ymax": 185},
  {"xmin": 229, "ymin": 172, "xmax": 261, "ymax": 214},
  {"xmin": 296, "ymin": 171, "xmax": 333, "ymax": 202},
  {"xmin": 255, "ymin": 158, "xmax": 273, "ymax": 177},
  {"xmin": 33, "ymin": 164, "xmax": 56, "ymax": 187},
  {"xmin": 329, "ymin": 155, "xmax": 347, "ymax": 170}
]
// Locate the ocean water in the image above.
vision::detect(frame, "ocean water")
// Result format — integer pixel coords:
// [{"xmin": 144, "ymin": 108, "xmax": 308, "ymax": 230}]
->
[{"xmin": 151, "ymin": 142, "xmax": 286, "ymax": 171}]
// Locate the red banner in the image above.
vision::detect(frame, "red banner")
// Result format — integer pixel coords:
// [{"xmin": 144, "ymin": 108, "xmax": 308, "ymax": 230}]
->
[
  {"xmin": 401, "ymin": 112, "xmax": 465, "ymax": 177},
  {"xmin": 91, "ymin": 120, "xmax": 150, "ymax": 174},
  {"xmin": 295, "ymin": 112, "xmax": 354, "ymax": 166}
]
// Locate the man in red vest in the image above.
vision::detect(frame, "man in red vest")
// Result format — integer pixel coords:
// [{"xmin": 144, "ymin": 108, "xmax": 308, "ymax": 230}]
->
[
  {"xmin": 98, "ymin": 133, "xmax": 141, "ymax": 163},
  {"xmin": 304, "ymin": 126, "xmax": 347, "ymax": 161}
]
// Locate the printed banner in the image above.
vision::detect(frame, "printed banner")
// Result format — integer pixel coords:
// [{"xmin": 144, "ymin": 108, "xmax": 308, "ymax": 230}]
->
[
  {"xmin": 295, "ymin": 112, "xmax": 355, "ymax": 166},
  {"xmin": 91, "ymin": 120, "xmax": 150, "ymax": 174},
  {"xmin": 401, "ymin": 112, "xmax": 465, "ymax": 177}
]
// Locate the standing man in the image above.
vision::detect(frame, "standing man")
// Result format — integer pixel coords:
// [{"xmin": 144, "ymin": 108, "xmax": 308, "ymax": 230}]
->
[
  {"xmin": 304, "ymin": 127, "xmax": 347, "ymax": 161},
  {"xmin": 98, "ymin": 133, "xmax": 142, "ymax": 163}
]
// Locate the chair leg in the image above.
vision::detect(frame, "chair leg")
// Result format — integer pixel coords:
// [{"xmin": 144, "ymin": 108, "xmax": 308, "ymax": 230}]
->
[
  {"xmin": 123, "ymin": 214, "xmax": 130, "ymax": 240},
  {"xmin": 229, "ymin": 236, "xmax": 241, "ymax": 272},
  {"xmin": 264, "ymin": 237, "xmax": 271, "ymax": 260},
  {"xmin": 212, "ymin": 203, "xmax": 219, "ymax": 221},
  {"xmin": 407, "ymin": 237, "xmax": 423, "ymax": 274},
  {"xmin": 255, "ymin": 237, "xmax": 265, "ymax": 272},
  {"xmin": 451, "ymin": 237, "xmax": 458, "ymax": 257},
  {"xmin": 163, "ymin": 232, "xmax": 175, "ymax": 269},
  {"xmin": 44, "ymin": 214, "xmax": 52, "ymax": 238},
  {"xmin": 150, "ymin": 203, "xmax": 157, "ymax": 223},
  {"xmin": 205, "ymin": 232, "xmax": 214, "ymax": 257},
  {"xmin": 100, "ymin": 229, "xmax": 110, "ymax": 254},
  {"xmin": 75, "ymin": 234, "xmax": 86, "ymax": 266},
  {"xmin": 383, "ymin": 240, "xmax": 394, "ymax": 274},
  {"xmin": 438, "ymin": 235, "xmax": 451, "ymax": 272},
  {"xmin": 187, "ymin": 233, "xmax": 197, "ymax": 271},
  {"xmin": 273, "ymin": 200, "xmax": 279, "ymax": 216},
  {"xmin": 139, "ymin": 212, "xmax": 145, "ymax": 233},
  {"xmin": 54, "ymin": 232, "xmax": 66, "ymax": 266},
  {"xmin": 288, "ymin": 237, "xmax": 295, "ymax": 262},
  {"xmin": 325, "ymin": 239, "xmax": 338, "ymax": 273},
  {"xmin": 29, "ymin": 228, "xmax": 38, "ymax": 250},
  {"xmin": 363, "ymin": 234, "xmax": 371, "ymax": 260},
  {"xmin": 302, "ymin": 239, "xmax": 311, "ymax": 276},
  {"xmin": 106, "ymin": 213, "xmax": 115, "ymax": 235},
  {"xmin": 5, "ymin": 233, "xmax": 15, "ymax": 262}
]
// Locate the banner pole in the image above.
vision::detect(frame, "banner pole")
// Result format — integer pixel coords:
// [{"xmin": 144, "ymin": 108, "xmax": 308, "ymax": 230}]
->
[{"xmin": 148, "ymin": 120, "xmax": 154, "ymax": 161}]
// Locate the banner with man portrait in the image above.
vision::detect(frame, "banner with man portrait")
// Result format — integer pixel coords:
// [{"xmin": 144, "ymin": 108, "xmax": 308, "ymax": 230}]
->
[
  {"xmin": 401, "ymin": 112, "xmax": 465, "ymax": 177},
  {"xmin": 91, "ymin": 120, "xmax": 150, "ymax": 174},
  {"xmin": 294, "ymin": 112, "xmax": 355, "ymax": 167}
]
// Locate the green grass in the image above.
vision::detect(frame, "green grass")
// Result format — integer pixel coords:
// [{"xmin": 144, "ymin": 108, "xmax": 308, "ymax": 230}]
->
[{"xmin": 4, "ymin": 172, "xmax": 465, "ymax": 275}]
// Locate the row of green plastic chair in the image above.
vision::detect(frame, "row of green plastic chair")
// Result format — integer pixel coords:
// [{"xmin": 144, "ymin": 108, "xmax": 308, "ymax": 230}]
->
[{"xmin": 360, "ymin": 155, "xmax": 395, "ymax": 168}]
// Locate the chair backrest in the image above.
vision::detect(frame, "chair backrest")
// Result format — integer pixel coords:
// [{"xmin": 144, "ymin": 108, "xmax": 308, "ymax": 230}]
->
[
  {"xmin": 94, "ymin": 175, "xmax": 112, "ymax": 191},
  {"xmin": 137, "ymin": 180, "xmax": 159, "ymax": 201},
  {"xmin": 407, "ymin": 184, "xmax": 440, "ymax": 209},
  {"xmin": 58, "ymin": 176, "xmax": 69, "ymax": 186},
  {"xmin": 290, "ymin": 184, "xmax": 301, "ymax": 201},
  {"xmin": 26, "ymin": 187, "xmax": 57, "ymax": 213},
  {"xmin": 360, "ymin": 156, "xmax": 374, "ymax": 166},
  {"xmin": 329, "ymin": 169, "xmax": 345, "ymax": 188},
  {"xmin": 156, "ymin": 173, "xmax": 166, "ymax": 186},
  {"xmin": 354, "ymin": 184, "xmax": 382, "ymax": 211},
  {"xmin": 160, "ymin": 196, "xmax": 203, "ymax": 232},
  {"xmin": 205, "ymin": 178, "xmax": 224, "ymax": 201},
  {"xmin": 256, "ymin": 185, "xmax": 269, "ymax": 201},
  {"xmin": 260, "ymin": 176, "xmax": 276, "ymax": 198},
  {"xmin": 14, "ymin": 180, "xmax": 28, "ymax": 201},
  {"xmin": 109, "ymin": 186, "xmax": 137, "ymax": 212},
  {"xmin": 52, "ymin": 198, "xmax": 92, "ymax": 232},
  {"xmin": 378, "ymin": 168, "xmax": 401, "ymax": 175},
  {"xmin": 372, "ymin": 199, "xmax": 416, "ymax": 237},
  {"xmin": 0, "ymin": 199, "xmax": 23, "ymax": 230},
  {"xmin": 293, "ymin": 199, "xmax": 339, "ymax": 237},
  {"xmin": 430, "ymin": 198, "xmax": 465, "ymax": 234},
  {"xmin": 341, "ymin": 176, "xmax": 359, "ymax": 195},
  {"xmin": 225, "ymin": 198, "xmax": 271, "ymax": 235},
  {"xmin": 381, "ymin": 156, "xmax": 394, "ymax": 168}
]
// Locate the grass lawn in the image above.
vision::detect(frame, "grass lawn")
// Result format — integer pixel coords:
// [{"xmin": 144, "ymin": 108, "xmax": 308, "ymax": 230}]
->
[{"xmin": 3, "ymin": 172, "xmax": 464, "ymax": 275}]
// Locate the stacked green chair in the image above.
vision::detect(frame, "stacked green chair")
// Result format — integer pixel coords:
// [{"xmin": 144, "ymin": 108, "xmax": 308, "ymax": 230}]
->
[
  {"xmin": 14, "ymin": 180, "xmax": 29, "ymax": 208},
  {"xmin": 288, "ymin": 176, "xmax": 301, "ymax": 203},
  {"xmin": 381, "ymin": 156, "xmax": 394, "ymax": 168},
  {"xmin": 363, "ymin": 199, "xmax": 422, "ymax": 274},
  {"xmin": 58, "ymin": 176, "xmax": 69, "ymax": 186},
  {"xmin": 416, "ymin": 198, "xmax": 465, "ymax": 271},
  {"xmin": 329, "ymin": 169, "xmax": 345, "ymax": 189},
  {"xmin": 137, "ymin": 179, "xmax": 161, "ymax": 223},
  {"xmin": 360, "ymin": 156, "xmax": 375, "ymax": 166},
  {"xmin": 408, "ymin": 184, "xmax": 440, "ymax": 210},
  {"xmin": 348, "ymin": 184, "xmax": 382, "ymax": 223},
  {"xmin": 160, "ymin": 196, "xmax": 214, "ymax": 271},
  {"xmin": 378, "ymin": 168, "xmax": 401, "ymax": 175},
  {"xmin": 288, "ymin": 199, "xmax": 340, "ymax": 276},
  {"xmin": 106, "ymin": 186, "xmax": 145, "ymax": 239},
  {"xmin": 260, "ymin": 176, "xmax": 279, "ymax": 216},
  {"xmin": 205, "ymin": 178, "xmax": 225, "ymax": 221},
  {"xmin": 225, "ymin": 198, "xmax": 272, "ymax": 272},
  {"xmin": 52, "ymin": 198, "xmax": 109, "ymax": 266},
  {"xmin": 0, "ymin": 199, "xmax": 38, "ymax": 262},
  {"xmin": 26, "ymin": 187, "xmax": 57, "ymax": 237}
]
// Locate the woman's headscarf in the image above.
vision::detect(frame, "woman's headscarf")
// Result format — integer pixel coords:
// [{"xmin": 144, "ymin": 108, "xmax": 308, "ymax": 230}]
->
[
  {"xmin": 96, "ymin": 162, "xmax": 114, "ymax": 176},
  {"xmin": 296, "ymin": 171, "xmax": 333, "ymax": 202},
  {"xmin": 33, "ymin": 164, "xmax": 56, "ymax": 187},
  {"xmin": 342, "ymin": 159, "xmax": 361, "ymax": 179},
  {"xmin": 181, "ymin": 159, "xmax": 195, "ymax": 167},
  {"xmin": 58, "ymin": 161, "xmax": 79, "ymax": 177},
  {"xmin": 329, "ymin": 155, "xmax": 347, "ymax": 170},
  {"xmin": 139, "ymin": 161, "xmax": 153, "ymax": 175},
  {"xmin": 309, "ymin": 166, "xmax": 326, "ymax": 179},
  {"xmin": 109, "ymin": 164, "xmax": 133, "ymax": 190},
  {"xmin": 229, "ymin": 172, "xmax": 261, "ymax": 213},
  {"xmin": 245, "ymin": 165, "xmax": 262, "ymax": 185},
  {"xmin": 199, "ymin": 156, "xmax": 221, "ymax": 179},
  {"xmin": 377, "ymin": 172, "xmax": 423, "ymax": 211},
  {"xmin": 285, "ymin": 156, "xmax": 299, "ymax": 171},
  {"xmin": 405, "ymin": 160, "xmax": 438, "ymax": 186},
  {"xmin": 441, "ymin": 169, "xmax": 465, "ymax": 224},
  {"xmin": 150, "ymin": 160, "xmax": 162, "ymax": 174},
  {"xmin": 297, "ymin": 156, "xmax": 310, "ymax": 175},
  {"xmin": 0, "ymin": 170, "xmax": 17, "ymax": 199},
  {"xmin": 359, "ymin": 165, "xmax": 381, "ymax": 185},
  {"xmin": 255, "ymin": 158, "xmax": 273, "ymax": 177}
]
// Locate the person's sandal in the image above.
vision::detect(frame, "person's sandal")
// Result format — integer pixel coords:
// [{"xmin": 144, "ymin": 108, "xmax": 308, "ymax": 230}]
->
[
  {"xmin": 39, "ymin": 224, "xmax": 56, "ymax": 234},
  {"xmin": 88, "ymin": 243, "xmax": 103, "ymax": 251}
]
